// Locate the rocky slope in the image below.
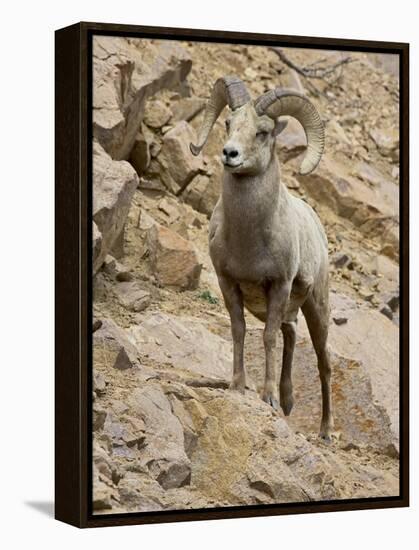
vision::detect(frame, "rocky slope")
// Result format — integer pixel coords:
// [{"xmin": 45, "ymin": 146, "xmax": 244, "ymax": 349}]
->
[{"xmin": 92, "ymin": 36, "xmax": 400, "ymax": 514}]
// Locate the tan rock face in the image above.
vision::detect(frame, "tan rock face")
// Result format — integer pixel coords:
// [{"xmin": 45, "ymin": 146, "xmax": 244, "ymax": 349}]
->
[
  {"xmin": 114, "ymin": 281, "xmax": 151, "ymax": 312},
  {"xmin": 93, "ymin": 317, "xmax": 140, "ymax": 370},
  {"xmin": 182, "ymin": 158, "xmax": 223, "ymax": 218},
  {"xmin": 369, "ymin": 127, "xmax": 399, "ymax": 161},
  {"xmin": 143, "ymin": 99, "xmax": 173, "ymax": 129},
  {"xmin": 147, "ymin": 224, "xmax": 202, "ymax": 289},
  {"xmin": 93, "ymin": 37, "xmax": 192, "ymax": 160},
  {"xmin": 93, "ymin": 222, "xmax": 102, "ymax": 271},
  {"xmin": 129, "ymin": 312, "xmax": 232, "ymax": 381},
  {"xmin": 129, "ymin": 131, "xmax": 151, "ymax": 175},
  {"xmin": 157, "ymin": 121, "xmax": 204, "ymax": 194},
  {"xmin": 91, "ymin": 39, "xmax": 400, "ymax": 515},
  {"xmin": 296, "ymin": 154, "xmax": 399, "ymax": 260},
  {"xmin": 171, "ymin": 96, "xmax": 206, "ymax": 123},
  {"xmin": 93, "ymin": 142, "xmax": 139, "ymax": 274}
]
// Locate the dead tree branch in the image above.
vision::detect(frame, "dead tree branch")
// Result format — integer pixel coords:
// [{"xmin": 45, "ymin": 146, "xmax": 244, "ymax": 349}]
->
[{"xmin": 269, "ymin": 47, "xmax": 354, "ymax": 96}]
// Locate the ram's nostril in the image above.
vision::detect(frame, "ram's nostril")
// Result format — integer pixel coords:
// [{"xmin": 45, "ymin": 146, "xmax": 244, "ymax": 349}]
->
[{"xmin": 223, "ymin": 146, "xmax": 240, "ymax": 159}]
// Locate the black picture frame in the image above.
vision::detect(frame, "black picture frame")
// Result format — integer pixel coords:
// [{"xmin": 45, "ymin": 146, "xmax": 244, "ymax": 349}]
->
[{"xmin": 55, "ymin": 21, "xmax": 409, "ymax": 528}]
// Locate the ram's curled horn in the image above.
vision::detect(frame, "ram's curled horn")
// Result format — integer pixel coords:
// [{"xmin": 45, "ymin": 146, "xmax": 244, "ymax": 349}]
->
[
  {"xmin": 190, "ymin": 76, "xmax": 251, "ymax": 156},
  {"xmin": 254, "ymin": 89, "xmax": 325, "ymax": 175}
]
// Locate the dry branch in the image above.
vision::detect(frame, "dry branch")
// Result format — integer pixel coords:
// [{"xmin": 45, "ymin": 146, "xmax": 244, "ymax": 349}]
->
[{"xmin": 269, "ymin": 47, "xmax": 354, "ymax": 96}]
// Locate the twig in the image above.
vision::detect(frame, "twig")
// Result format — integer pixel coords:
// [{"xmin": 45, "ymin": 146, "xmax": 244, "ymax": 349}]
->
[{"xmin": 269, "ymin": 47, "xmax": 354, "ymax": 96}]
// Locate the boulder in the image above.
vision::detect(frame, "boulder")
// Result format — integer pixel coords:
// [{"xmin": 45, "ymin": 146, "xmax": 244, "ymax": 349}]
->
[
  {"xmin": 128, "ymin": 385, "xmax": 191, "ymax": 489},
  {"xmin": 92, "ymin": 465, "xmax": 118, "ymax": 511},
  {"xmin": 143, "ymin": 99, "xmax": 172, "ymax": 129},
  {"xmin": 297, "ymin": 292, "xmax": 399, "ymax": 453},
  {"xmin": 129, "ymin": 312, "xmax": 232, "ymax": 381},
  {"xmin": 182, "ymin": 156, "xmax": 222, "ymax": 218},
  {"xmin": 157, "ymin": 121, "xmax": 204, "ymax": 194},
  {"xmin": 276, "ymin": 117, "xmax": 307, "ymax": 162},
  {"xmin": 114, "ymin": 281, "xmax": 151, "ymax": 312},
  {"xmin": 352, "ymin": 161, "xmax": 387, "ymax": 187},
  {"xmin": 102, "ymin": 255, "xmax": 132, "ymax": 281},
  {"xmin": 93, "ymin": 317, "xmax": 140, "ymax": 369},
  {"xmin": 93, "ymin": 36, "xmax": 192, "ymax": 159},
  {"xmin": 171, "ymin": 96, "xmax": 206, "ymax": 123},
  {"xmin": 327, "ymin": 118, "xmax": 351, "ymax": 147},
  {"xmin": 129, "ymin": 131, "xmax": 151, "ymax": 175},
  {"xmin": 146, "ymin": 224, "xmax": 202, "ymax": 289},
  {"xmin": 93, "ymin": 222, "xmax": 102, "ymax": 272},
  {"xmin": 369, "ymin": 127, "xmax": 399, "ymax": 161},
  {"xmin": 93, "ymin": 142, "xmax": 139, "ymax": 274},
  {"xmin": 281, "ymin": 68, "xmax": 305, "ymax": 93},
  {"xmin": 157, "ymin": 197, "xmax": 181, "ymax": 224},
  {"xmin": 296, "ymin": 154, "xmax": 399, "ymax": 259}
]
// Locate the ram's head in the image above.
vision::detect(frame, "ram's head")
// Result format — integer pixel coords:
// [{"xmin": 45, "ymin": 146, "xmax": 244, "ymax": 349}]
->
[{"xmin": 190, "ymin": 76, "xmax": 325, "ymax": 176}]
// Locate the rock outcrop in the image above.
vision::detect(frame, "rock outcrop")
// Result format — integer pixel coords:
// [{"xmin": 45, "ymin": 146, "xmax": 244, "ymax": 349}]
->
[
  {"xmin": 93, "ymin": 143, "xmax": 139, "ymax": 274},
  {"xmin": 91, "ymin": 37, "xmax": 400, "ymax": 515}
]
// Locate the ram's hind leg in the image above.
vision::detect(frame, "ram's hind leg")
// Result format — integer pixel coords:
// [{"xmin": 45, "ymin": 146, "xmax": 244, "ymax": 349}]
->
[
  {"xmin": 262, "ymin": 281, "xmax": 291, "ymax": 410},
  {"xmin": 301, "ymin": 289, "xmax": 334, "ymax": 440},
  {"xmin": 279, "ymin": 321, "xmax": 297, "ymax": 416}
]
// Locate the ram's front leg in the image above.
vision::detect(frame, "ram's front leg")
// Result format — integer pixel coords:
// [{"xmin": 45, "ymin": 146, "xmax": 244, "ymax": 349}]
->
[
  {"xmin": 262, "ymin": 281, "xmax": 291, "ymax": 410},
  {"xmin": 218, "ymin": 275, "xmax": 246, "ymax": 393}
]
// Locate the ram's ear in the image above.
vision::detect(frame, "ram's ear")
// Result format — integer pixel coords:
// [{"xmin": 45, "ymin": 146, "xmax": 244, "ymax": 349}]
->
[{"xmin": 273, "ymin": 119, "xmax": 288, "ymax": 137}]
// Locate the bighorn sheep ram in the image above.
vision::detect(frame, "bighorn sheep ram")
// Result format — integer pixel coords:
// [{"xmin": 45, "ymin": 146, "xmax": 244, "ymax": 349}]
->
[{"xmin": 190, "ymin": 76, "xmax": 333, "ymax": 439}]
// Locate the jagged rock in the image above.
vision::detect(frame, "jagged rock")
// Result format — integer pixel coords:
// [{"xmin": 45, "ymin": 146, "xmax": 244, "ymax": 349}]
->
[
  {"xmin": 93, "ymin": 37, "xmax": 192, "ymax": 159},
  {"xmin": 369, "ymin": 127, "xmax": 399, "ymax": 161},
  {"xmin": 327, "ymin": 119, "xmax": 351, "ymax": 146},
  {"xmin": 380, "ymin": 304, "xmax": 393, "ymax": 321},
  {"xmin": 129, "ymin": 385, "xmax": 191, "ymax": 489},
  {"xmin": 385, "ymin": 292, "xmax": 399, "ymax": 312},
  {"xmin": 157, "ymin": 197, "xmax": 181, "ymax": 223},
  {"xmin": 93, "ymin": 404, "xmax": 107, "ymax": 431},
  {"xmin": 296, "ymin": 154, "xmax": 399, "ymax": 259},
  {"xmin": 281, "ymin": 68, "xmax": 305, "ymax": 93},
  {"xmin": 93, "ymin": 317, "xmax": 140, "ymax": 368},
  {"xmin": 91, "ymin": 43, "xmax": 401, "ymax": 515},
  {"xmin": 367, "ymin": 53, "xmax": 399, "ymax": 77},
  {"xmin": 299, "ymin": 292, "xmax": 399, "ymax": 452},
  {"xmin": 138, "ymin": 177, "xmax": 166, "ymax": 192},
  {"xmin": 352, "ymin": 161, "xmax": 387, "ymax": 187},
  {"xmin": 331, "ymin": 252, "xmax": 352, "ymax": 269},
  {"xmin": 276, "ymin": 117, "xmax": 307, "ymax": 162},
  {"xmin": 92, "ymin": 318, "xmax": 102, "ymax": 333},
  {"xmin": 93, "ymin": 372, "xmax": 107, "ymax": 396},
  {"xmin": 143, "ymin": 99, "xmax": 172, "ymax": 129},
  {"xmin": 146, "ymin": 224, "xmax": 202, "ymax": 289},
  {"xmin": 129, "ymin": 312, "xmax": 232, "ymax": 381},
  {"xmin": 92, "ymin": 466, "xmax": 118, "ymax": 511},
  {"xmin": 93, "ymin": 222, "xmax": 102, "ymax": 272},
  {"xmin": 102, "ymin": 255, "xmax": 133, "ymax": 282},
  {"xmin": 171, "ymin": 97, "xmax": 206, "ymax": 123},
  {"xmin": 333, "ymin": 316, "xmax": 348, "ymax": 325},
  {"xmin": 93, "ymin": 142, "xmax": 138, "ymax": 274},
  {"xmin": 283, "ymin": 174, "xmax": 300, "ymax": 190},
  {"xmin": 157, "ymin": 121, "xmax": 204, "ymax": 194},
  {"xmin": 182, "ymin": 157, "xmax": 222, "ymax": 217},
  {"xmin": 114, "ymin": 281, "xmax": 151, "ymax": 312},
  {"xmin": 129, "ymin": 131, "xmax": 151, "ymax": 175}
]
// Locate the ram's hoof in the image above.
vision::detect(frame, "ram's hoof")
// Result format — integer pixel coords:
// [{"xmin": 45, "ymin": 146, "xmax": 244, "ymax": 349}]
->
[
  {"xmin": 229, "ymin": 379, "xmax": 246, "ymax": 394},
  {"xmin": 262, "ymin": 393, "xmax": 279, "ymax": 411},
  {"xmin": 280, "ymin": 395, "xmax": 294, "ymax": 416}
]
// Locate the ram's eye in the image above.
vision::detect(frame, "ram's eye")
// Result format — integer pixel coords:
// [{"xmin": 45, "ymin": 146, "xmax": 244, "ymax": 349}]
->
[{"xmin": 256, "ymin": 130, "xmax": 268, "ymax": 138}]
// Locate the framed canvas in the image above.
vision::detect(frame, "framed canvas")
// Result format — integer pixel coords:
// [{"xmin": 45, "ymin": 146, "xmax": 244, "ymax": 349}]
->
[{"xmin": 55, "ymin": 21, "xmax": 409, "ymax": 528}]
